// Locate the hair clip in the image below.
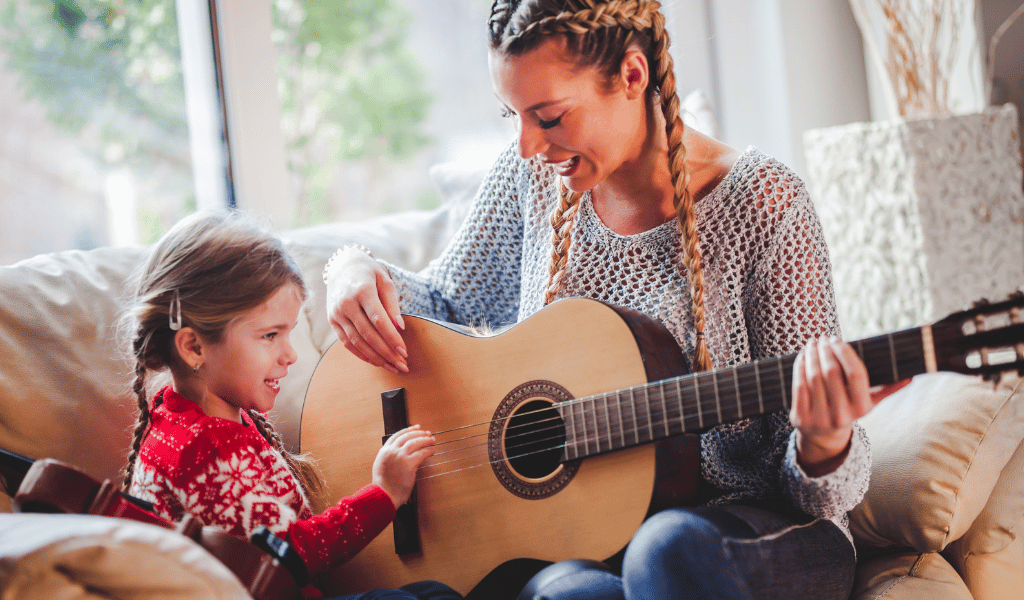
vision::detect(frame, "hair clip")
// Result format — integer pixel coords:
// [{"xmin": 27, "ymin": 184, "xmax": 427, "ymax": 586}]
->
[{"xmin": 168, "ymin": 290, "xmax": 183, "ymax": 331}]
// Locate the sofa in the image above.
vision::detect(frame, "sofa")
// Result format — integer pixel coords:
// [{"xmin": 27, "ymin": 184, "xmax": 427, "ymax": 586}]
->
[{"xmin": 1, "ymin": 158, "xmax": 1023, "ymax": 600}]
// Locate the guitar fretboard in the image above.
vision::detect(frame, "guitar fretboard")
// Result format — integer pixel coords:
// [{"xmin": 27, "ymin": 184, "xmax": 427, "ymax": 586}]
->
[{"xmin": 558, "ymin": 326, "xmax": 930, "ymax": 460}]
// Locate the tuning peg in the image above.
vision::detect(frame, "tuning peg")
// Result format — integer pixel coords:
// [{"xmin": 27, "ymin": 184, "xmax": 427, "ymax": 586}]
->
[
  {"xmin": 972, "ymin": 298, "xmax": 991, "ymax": 309},
  {"xmin": 1010, "ymin": 290, "xmax": 1024, "ymax": 300}
]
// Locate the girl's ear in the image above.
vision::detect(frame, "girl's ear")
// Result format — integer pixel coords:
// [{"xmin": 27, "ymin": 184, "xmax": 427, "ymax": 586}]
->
[
  {"xmin": 620, "ymin": 47, "xmax": 649, "ymax": 100},
  {"xmin": 174, "ymin": 327, "xmax": 205, "ymax": 371}
]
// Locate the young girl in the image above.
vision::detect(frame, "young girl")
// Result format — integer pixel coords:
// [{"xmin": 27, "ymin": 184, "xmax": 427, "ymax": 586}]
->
[{"xmin": 121, "ymin": 212, "xmax": 460, "ymax": 600}]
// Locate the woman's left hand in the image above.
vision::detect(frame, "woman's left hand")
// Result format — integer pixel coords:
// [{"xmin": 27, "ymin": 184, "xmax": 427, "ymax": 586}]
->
[{"xmin": 790, "ymin": 337, "xmax": 907, "ymax": 477}]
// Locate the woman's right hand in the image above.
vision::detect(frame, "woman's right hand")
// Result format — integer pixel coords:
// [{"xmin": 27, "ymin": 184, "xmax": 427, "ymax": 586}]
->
[
  {"xmin": 325, "ymin": 246, "xmax": 408, "ymax": 373},
  {"xmin": 372, "ymin": 425, "xmax": 436, "ymax": 507}
]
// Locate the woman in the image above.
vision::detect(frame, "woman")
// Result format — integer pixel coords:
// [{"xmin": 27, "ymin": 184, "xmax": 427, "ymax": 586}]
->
[{"xmin": 324, "ymin": 1, "xmax": 881, "ymax": 598}]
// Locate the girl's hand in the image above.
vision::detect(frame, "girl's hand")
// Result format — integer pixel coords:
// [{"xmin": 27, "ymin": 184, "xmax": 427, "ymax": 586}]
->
[
  {"xmin": 325, "ymin": 247, "xmax": 408, "ymax": 374},
  {"xmin": 790, "ymin": 337, "xmax": 906, "ymax": 477},
  {"xmin": 372, "ymin": 425, "xmax": 436, "ymax": 507}
]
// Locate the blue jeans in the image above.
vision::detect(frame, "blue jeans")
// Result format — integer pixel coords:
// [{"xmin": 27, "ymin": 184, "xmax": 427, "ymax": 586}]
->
[
  {"xmin": 523, "ymin": 504, "xmax": 855, "ymax": 600},
  {"xmin": 327, "ymin": 580, "xmax": 462, "ymax": 600}
]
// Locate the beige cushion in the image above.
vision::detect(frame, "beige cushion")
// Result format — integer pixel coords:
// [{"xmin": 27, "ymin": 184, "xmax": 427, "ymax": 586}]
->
[
  {"xmin": 852, "ymin": 372, "xmax": 1024, "ymax": 552},
  {"xmin": 851, "ymin": 551, "xmax": 973, "ymax": 600},
  {"xmin": 954, "ymin": 437, "xmax": 1024, "ymax": 555},
  {"xmin": 0, "ymin": 513, "xmax": 249, "ymax": 599},
  {"xmin": 0, "ymin": 247, "xmax": 144, "ymax": 486},
  {"xmin": 945, "ymin": 517, "xmax": 1024, "ymax": 600}
]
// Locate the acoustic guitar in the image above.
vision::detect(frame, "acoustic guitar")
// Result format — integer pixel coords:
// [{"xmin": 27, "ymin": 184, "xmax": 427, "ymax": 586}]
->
[{"xmin": 299, "ymin": 294, "xmax": 1024, "ymax": 596}]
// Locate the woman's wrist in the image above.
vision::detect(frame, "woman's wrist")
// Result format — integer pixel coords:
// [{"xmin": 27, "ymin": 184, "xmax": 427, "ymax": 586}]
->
[
  {"xmin": 322, "ymin": 244, "xmax": 376, "ymax": 284},
  {"xmin": 795, "ymin": 428, "xmax": 852, "ymax": 477}
]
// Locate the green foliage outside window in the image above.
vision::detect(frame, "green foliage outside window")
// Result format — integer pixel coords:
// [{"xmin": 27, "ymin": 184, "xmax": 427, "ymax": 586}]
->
[
  {"xmin": 1, "ymin": 0, "xmax": 190, "ymax": 179},
  {"xmin": 0, "ymin": 0, "xmax": 433, "ymax": 237},
  {"xmin": 273, "ymin": 0, "xmax": 434, "ymax": 226}
]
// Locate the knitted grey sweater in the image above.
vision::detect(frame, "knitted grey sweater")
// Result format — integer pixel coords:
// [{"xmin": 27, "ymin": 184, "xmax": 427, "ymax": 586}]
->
[{"xmin": 386, "ymin": 143, "xmax": 870, "ymax": 543}]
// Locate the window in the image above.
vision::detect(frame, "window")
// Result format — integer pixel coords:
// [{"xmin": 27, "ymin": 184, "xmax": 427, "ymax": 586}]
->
[
  {"xmin": 0, "ymin": 0, "xmax": 206, "ymax": 264},
  {"xmin": 0, "ymin": 0, "xmax": 734, "ymax": 265},
  {"xmin": 266, "ymin": 0, "xmax": 511, "ymax": 227}
]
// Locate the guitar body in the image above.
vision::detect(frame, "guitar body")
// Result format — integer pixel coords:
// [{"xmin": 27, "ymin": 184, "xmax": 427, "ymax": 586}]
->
[{"xmin": 299, "ymin": 298, "xmax": 695, "ymax": 596}]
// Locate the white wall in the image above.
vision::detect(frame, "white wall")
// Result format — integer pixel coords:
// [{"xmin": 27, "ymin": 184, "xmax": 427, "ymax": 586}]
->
[
  {"xmin": 661, "ymin": 0, "xmax": 720, "ymax": 115},
  {"xmin": 706, "ymin": 0, "xmax": 871, "ymax": 177},
  {"xmin": 777, "ymin": 0, "xmax": 873, "ymax": 170}
]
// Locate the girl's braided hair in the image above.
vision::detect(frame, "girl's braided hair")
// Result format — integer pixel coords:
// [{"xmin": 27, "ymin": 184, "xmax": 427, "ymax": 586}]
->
[
  {"xmin": 488, "ymin": 0, "xmax": 712, "ymax": 370},
  {"xmin": 120, "ymin": 211, "xmax": 326, "ymax": 513}
]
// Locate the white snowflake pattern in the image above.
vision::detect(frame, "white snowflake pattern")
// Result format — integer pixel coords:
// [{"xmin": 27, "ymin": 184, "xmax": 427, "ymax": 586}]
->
[
  {"xmin": 129, "ymin": 463, "xmax": 184, "ymax": 523},
  {"xmin": 128, "ymin": 464, "xmax": 161, "ymax": 504},
  {"xmin": 212, "ymin": 453, "xmax": 262, "ymax": 498},
  {"xmin": 234, "ymin": 447, "xmax": 306, "ymax": 536}
]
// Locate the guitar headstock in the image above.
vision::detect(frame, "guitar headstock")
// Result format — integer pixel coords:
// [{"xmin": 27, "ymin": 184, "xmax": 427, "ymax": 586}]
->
[{"xmin": 931, "ymin": 291, "xmax": 1024, "ymax": 380}]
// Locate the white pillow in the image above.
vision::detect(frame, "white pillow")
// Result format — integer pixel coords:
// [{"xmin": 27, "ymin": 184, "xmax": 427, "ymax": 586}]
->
[
  {"xmin": 0, "ymin": 247, "xmax": 142, "ymax": 488},
  {"xmin": 0, "ymin": 513, "xmax": 249, "ymax": 599}
]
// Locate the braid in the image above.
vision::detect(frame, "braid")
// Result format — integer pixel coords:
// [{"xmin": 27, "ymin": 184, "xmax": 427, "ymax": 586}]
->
[
  {"xmin": 122, "ymin": 362, "xmax": 151, "ymax": 491},
  {"xmin": 248, "ymin": 410, "xmax": 327, "ymax": 514},
  {"xmin": 649, "ymin": 12, "xmax": 712, "ymax": 371},
  {"xmin": 493, "ymin": 1, "xmax": 660, "ymax": 52},
  {"xmin": 544, "ymin": 185, "xmax": 583, "ymax": 305}
]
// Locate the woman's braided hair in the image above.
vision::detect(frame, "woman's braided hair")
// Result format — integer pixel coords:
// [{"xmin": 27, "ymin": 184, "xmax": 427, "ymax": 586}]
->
[
  {"xmin": 488, "ymin": 0, "xmax": 712, "ymax": 371},
  {"xmin": 120, "ymin": 212, "xmax": 326, "ymax": 513}
]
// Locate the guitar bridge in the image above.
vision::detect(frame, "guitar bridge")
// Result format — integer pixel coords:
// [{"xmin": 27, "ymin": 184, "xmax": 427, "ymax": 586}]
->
[{"xmin": 381, "ymin": 388, "xmax": 421, "ymax": 555}]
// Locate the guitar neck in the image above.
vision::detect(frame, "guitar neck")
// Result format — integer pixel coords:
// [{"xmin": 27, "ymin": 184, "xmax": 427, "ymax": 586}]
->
[{"xmin": 560, "ymin": 325, "xmax": 932, "ymax": 461}]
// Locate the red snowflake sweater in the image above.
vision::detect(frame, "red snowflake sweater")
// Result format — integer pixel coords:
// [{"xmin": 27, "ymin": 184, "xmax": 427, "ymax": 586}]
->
[{"xmin": 128, "ymin": 387, "xmax": 396, "ymax": 577}]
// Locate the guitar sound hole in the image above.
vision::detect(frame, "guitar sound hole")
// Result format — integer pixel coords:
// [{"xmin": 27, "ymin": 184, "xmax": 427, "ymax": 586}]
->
[
  {"xmin": 505, "ymin": 399, "xmax": 565, "ymax": 480},
  {"xmin": 489, "ymin": 380, "xmax": 580, "ymax": 499}
]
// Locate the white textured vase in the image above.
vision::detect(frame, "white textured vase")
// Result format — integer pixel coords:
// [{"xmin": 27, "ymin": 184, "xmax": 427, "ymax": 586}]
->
[{"xmin": 804, "ymin": 104, "xmax": 1024, "ymax": 340}]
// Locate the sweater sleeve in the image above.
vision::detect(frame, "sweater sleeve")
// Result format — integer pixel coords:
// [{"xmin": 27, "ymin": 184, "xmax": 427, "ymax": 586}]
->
[
  {"xmin": 383, "ymin": 143, "xmax": 528, "ymax": 328},
  {"xmin": 781, "ymin": 423, "xmax": 871, "ymax": 519},
  {"xmin": 285, "ymin": 484, "xmax": 396, "ymax": 574}
]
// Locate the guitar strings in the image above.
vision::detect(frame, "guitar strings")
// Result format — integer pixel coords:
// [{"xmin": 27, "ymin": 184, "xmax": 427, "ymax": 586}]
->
[
  {"xmin": 428, "ymin": 413, "xmax": 564, "ymax": 459},
  {"xmin": 428, "ymin": 405, "xmax": 563, "ymax": 451},
  {"xmin": 420, "ymin": 431, "xmax": 570, "ymax": 474},
  {"xmin": 413, "ymin": 387, "xmax": 781, "ymax": 482},
  {"xmin": 410, "ymin": 335, "xmax": 927, "ymax": 482},
  {"xmin": 348, "ymin": 319, "xmax": 1001, "ymax": 482},
  {"xmin": 414, "ymin": 368, "xmax": 794, "ymax": 480},
  {"xmin": 413, "ymin": 383, "xmax": 763, "ymax": 481},
  {"xmin": 426, "ymin": 331, "xmax": 924, "ymax": 443},
  {"xmin": 417, "ymin": 440, "xmax": 570, "ymax": 480},
  {"xmin": 415, "ymin": 375, "xmax": 786, "ymax": 480},
  {"xmin": 418, "ymin": 359, "xmax": 832, "ymax": 477}
]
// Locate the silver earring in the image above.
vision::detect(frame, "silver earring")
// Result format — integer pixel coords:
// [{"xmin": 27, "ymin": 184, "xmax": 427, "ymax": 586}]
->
[
  {"xmin": 169, "ymin": 290, "xmax": 183, "ymax": 331},
  {"xmin": 192, "ymin": 363, "xmax": 200, "ymax": 374}
]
